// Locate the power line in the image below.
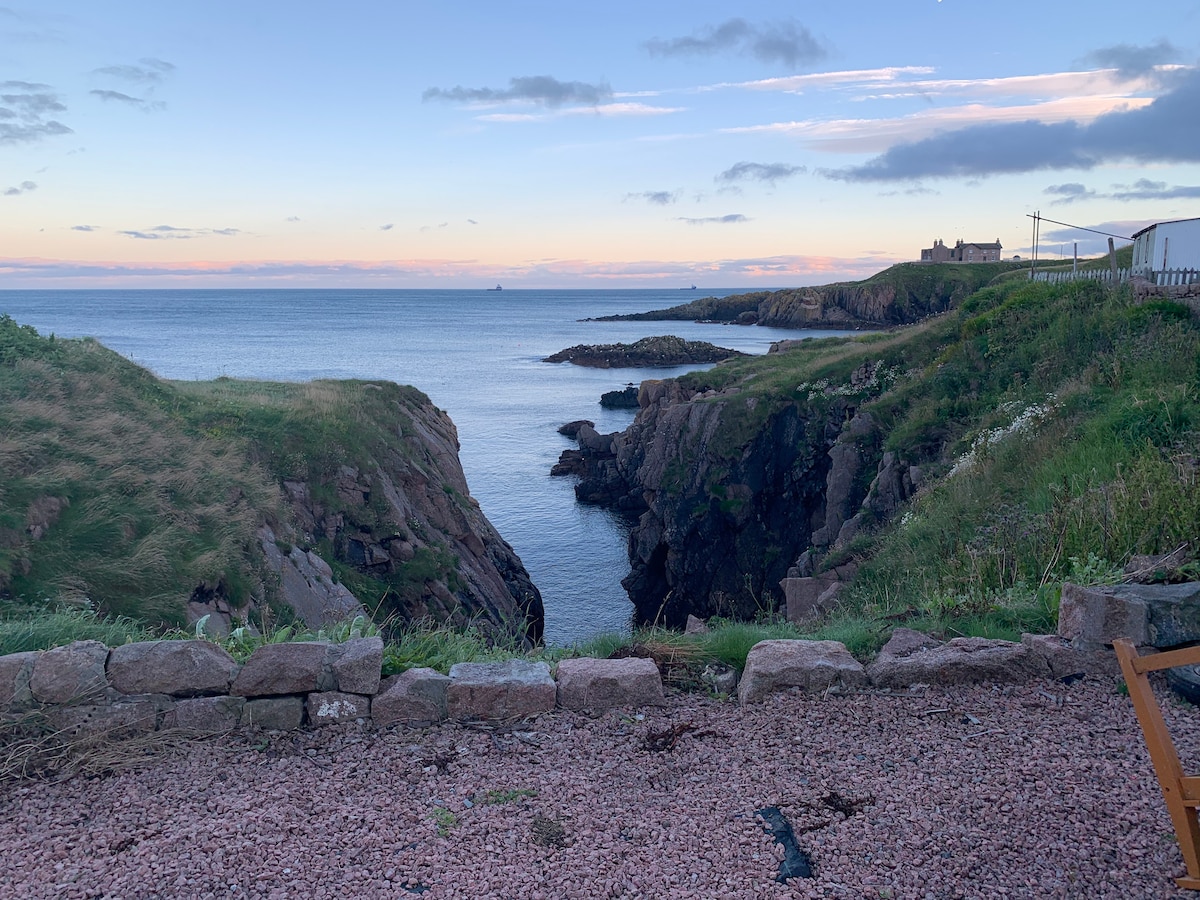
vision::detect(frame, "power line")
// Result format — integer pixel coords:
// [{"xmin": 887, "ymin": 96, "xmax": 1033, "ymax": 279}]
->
[{"xmin": 1025, "ymin": 213, "xmax": 1132, "ymax": 241}]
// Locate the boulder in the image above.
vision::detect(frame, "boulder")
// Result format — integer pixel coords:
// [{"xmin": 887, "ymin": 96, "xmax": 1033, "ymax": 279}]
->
[
  {"xmin": 242, "ymin": 696, "xmax": 305, "ymax": 731},
  {"xmin": 867, "ymin": 636, "xmax": 1048, "ymax": 687},
  {"xmin": 782, "ymin": 575, "xmax": 840, "ymax": 623},
  {"xmin": 684, "ymin": 615, "xmax": 709, "ymax": 635},
  {"xmin": 107, "ymin": 640, "xmax": 239, "ymax": 697},
  {"xmin": 1057, "ymin": 581, "xmax": 1200, "ymax": 650},
  {"xmin": 30, "ymin": 640, "xmax": 110, "ymax": 704},
  {"xmin": 330, "ymin": 637, "xmax": 383, "ymax": 695},
  {"xmin": 373, "ymin": 667, "xmax": 450, "ymax": 727},
  {"xmin": 555, "ymin": 657, "xmax": 664, "ymax": 711},
  {"xmin": 1020, "ymin": 633, "xmax": 1119, "ymax": 679},
  {"xmin": 231, "ymin": 642, "xmax": 333, "ymax": 697},
  {"xmin": 557, "ymin": 420, "xmax": 595, "ymax": 438},
  {"xmin": 447, "ymin": 659, "xmax": 556, "ymax": 720},
  {"xmin": 307, "ymin": 691, "xmax": 370, "ymax": 726},
  {"xmin": 163, "ymin": 696, "xmax": 245, "ymax": 732},
  {"xmin": 738, "ymin": 640, "xmax": 867, "ymax": 704},
  {"xmin": 0, "ymin": 651, "xmax": 40, "ymax": 711},
  {"xmin": 48, "ymin": 693, "xmax": 168, "ymax": 740},
  {"xmin": 877, "ymin": 627, "xmax": 941, "ymax": 659}
]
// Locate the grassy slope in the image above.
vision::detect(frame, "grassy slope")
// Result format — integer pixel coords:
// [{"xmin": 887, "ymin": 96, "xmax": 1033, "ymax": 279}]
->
[
  {"xmin": 673, "ymin": 277, "xmax": 1199, "ymax": 654},
  {"xmin": 0, "ymin": 317, "xmax": 464, "ymax": 629},
  {"xmin": 597, "ymin": 260, "xmax": 1028, "ymax": 323}
]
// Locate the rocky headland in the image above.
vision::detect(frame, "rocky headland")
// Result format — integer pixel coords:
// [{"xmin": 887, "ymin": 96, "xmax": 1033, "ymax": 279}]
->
[
  {"xmin": 543, "ymin": 335, "xmax": 745, "ymax": 368},
  {"xmin": 0, "ymin": 318, "xmax": 543, "ymax": 642},
  {"xmin": 589, "ymin": 261, "xmax": 1019, "ymax": 329}
]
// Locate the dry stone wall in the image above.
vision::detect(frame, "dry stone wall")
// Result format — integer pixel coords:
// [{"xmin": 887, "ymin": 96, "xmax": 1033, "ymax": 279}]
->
[{"xmin": 0, "ymin": 637, "xmax": 667, "ymax": 741}]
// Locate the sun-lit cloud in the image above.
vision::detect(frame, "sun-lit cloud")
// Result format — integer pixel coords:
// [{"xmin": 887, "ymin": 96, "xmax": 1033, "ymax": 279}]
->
[
  {"xmin": 0, "ymin": 252, "xmax": 894, "ymax": 288},
  {"xmin": 645, "ymin": 18, "xmax": 828, "ymax": 69},
  {"xmin": 117, "ymin": 224, "xmax": 242, "ymax": 240},
  {"xmin": 825, "ymin": 67, "xmax": 1200, "ymax": 180},
  {"xmin": 726, "ymin": 95, "xmax": 1156, "ymax": 153}
]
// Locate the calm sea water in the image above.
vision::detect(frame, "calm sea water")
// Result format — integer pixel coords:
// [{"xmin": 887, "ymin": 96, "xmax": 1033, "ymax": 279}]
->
[{"xmin": 0, "ymin": 289, "xmax": 843, "ymax": 644}]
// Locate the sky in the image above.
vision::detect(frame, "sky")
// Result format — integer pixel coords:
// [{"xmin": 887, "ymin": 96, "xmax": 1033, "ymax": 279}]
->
[{"xmin": 2, "ymin": 1, "xmax": 1199, "ymax": 289}]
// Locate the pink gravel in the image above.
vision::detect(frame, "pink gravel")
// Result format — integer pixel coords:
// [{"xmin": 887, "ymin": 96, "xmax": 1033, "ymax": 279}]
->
[{"xmin": 3, "ymin": 675, "xmax": 1199, "ymax": 899}]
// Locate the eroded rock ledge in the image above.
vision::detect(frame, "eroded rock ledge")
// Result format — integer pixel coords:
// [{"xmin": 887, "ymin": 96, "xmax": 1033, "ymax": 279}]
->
[{"xmin": 543, "ymin": 335, "xmax": 745, "ymax": 368}]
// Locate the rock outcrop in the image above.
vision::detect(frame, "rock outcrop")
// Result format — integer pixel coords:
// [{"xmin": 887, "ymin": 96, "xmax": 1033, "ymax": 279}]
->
[
  {"xmin": 589, "ymin": 263, "xmax": 1007, "ymax": 330},
  {"xmin": 268, "ymin": 390, "xmax": 544, "ymax": 643},
  {"xmin": 554, "ymin": 378, "xmax": 849, "ymax": 626},
  {"xmin": 543, "ymin": 335, "xmax": 745, "ymax": 368}
]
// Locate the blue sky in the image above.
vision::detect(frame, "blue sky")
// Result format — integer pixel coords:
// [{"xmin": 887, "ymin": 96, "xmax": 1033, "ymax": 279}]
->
[{"xmin": 2, "ymin": 1, "xmax": 1198, "ymax": 288}]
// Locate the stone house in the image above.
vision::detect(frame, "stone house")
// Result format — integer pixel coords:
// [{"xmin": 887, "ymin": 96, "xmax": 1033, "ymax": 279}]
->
[{"xmin": 920, "ymin": 238, "xmax": 1003, "ymax": 263}]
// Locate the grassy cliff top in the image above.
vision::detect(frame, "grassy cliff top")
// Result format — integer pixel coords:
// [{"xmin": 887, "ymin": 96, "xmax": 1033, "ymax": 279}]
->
[{"xmin": 0, "ymin": 316, "xmax": 447, "ymax": 627}]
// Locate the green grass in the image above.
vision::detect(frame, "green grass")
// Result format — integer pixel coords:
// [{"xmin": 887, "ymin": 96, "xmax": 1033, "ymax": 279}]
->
[{"xmin": 0, "ymin": 606, "xmax": 159, "ymax": 655}]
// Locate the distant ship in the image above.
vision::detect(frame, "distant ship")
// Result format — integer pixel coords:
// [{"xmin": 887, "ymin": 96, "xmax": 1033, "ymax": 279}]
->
[
  {"xmin": 680, "ymin": 284, "xmax": 697, "ymax": 290},
  {"xmin": 487, "ymin": 284, "xmax": 503, "ymax": 291}
]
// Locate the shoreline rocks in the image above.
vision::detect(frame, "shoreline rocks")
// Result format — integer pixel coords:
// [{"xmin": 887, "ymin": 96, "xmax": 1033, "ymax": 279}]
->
[{"xmin": 543, "ymin": 335, "xmax": 745, "ymax": 368}]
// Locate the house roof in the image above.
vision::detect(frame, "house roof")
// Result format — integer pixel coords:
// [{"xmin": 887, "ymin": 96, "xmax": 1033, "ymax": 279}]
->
[{"xmin": 1131, "ymin": 216, "xmax": 1200, "ymax": 241}]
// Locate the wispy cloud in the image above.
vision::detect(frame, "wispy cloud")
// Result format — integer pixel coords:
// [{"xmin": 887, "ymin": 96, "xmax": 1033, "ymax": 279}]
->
[
  {"xmin": 726, "ymin": 95, "xmax": 1155, "ymax": 153},
  {"xmin": 1081, "ymin": 40, "xmax": 1179, "ymax": 79},
  {"xmin": 423, "ymin": 75, "xmax": 612, "ymax": 108},
  {"xmin": 0, "ymin": 252, "xmax": 892, "ymax": 288},
  {"xmin": 3, "ymin": 180, "xmax": 36, "ymax": 196},
  {"xmin": 476, "ymin": 101, "xmax": 684, "ymax": 122},
  {"xmin": 1045, "ymin": 178, "xmax": 1200, "ymax": 204},
  {"xmin": 824, "ymin": 67, "xmax": 1200, "ymax": 181},
  {"xmin": 89, "ymin": 89, "xmax": 166, "ymax": 112},
  {"xmin": 71, "ymin": 224, "xmax": 99, "ymax": 232},
  {"xmin": 712, "ymin": 65, "xmax": 1169, "ymax": 99},
  {"xmin": 90, "ymin": 58, "xmax": 174, "ymax": 112},
  {"xmin": 716, "ymin": 162, "xmax": 805, "ymax": 185},
  {"xmin": 91, "ymin": 58, "xmax": 176, "ymax": 84},
  {"xmin": 676, "ymin": 214, "xmax": 749, "ymax": 225},
  {"xmin": 625, "ymin": 190, "xmax": 679, "ymax": 205},
  {"xmin": 645, "ymin": 18, "xmax": 827, "ymax": 69},
  {"xmin": 118, "ymin": 224, "xmax": 241, "ymax": 240},
  {"xmin": 380, "ymin": 223, "xmax": 394, "ymax": 231},
  {"xmin": 1044, "ymin": 182, "xmax": 1097, "ymax": 205},
  {"xmin": 0, "ymin": 80, "xmax": 72, "ymax": 145}
]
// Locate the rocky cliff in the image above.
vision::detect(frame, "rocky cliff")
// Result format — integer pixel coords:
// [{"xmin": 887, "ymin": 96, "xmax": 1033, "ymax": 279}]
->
[
  {"xmin": 254, "ymin": 386, "xmax": 544, "ymax": 643},
  {"xmin": 591, "ymin": 262, "xmax": 1017, "ymax": 329},
  {"xmin": 0, "ymin": 316, "xmax": 542, "ymax": 641},
  {"xmin": 555, "ymin": 363, "xmax": 918, "ymax": 627}
]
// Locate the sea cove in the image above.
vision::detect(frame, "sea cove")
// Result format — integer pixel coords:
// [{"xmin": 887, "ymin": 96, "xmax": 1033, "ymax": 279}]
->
[{"xmin": 0, "ymin": 288, "xmax": 844, "ymax": 644}]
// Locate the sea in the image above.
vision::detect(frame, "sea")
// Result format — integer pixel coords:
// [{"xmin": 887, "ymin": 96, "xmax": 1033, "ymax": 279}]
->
[{"xmin": 0, "ymin": 288, "xmax": 847, "ymax": 645}]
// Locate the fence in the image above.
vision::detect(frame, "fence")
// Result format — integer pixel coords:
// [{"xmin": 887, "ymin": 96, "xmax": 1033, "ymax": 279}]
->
[{"xmin": 1032, "ymin": 267, "xmax": 1199, "ymax": 286}]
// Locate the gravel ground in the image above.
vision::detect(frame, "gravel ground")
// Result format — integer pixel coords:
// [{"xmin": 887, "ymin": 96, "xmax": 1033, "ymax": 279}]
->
[{"xmin": 3, "ymin": 676, "xmax": 1199, "ymax": 900}]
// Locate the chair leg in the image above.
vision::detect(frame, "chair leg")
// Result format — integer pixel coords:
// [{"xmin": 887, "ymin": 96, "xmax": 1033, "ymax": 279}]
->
[{"xmin": 1115, "ymin": 639, "xmax": 1200, "ymax": 889}]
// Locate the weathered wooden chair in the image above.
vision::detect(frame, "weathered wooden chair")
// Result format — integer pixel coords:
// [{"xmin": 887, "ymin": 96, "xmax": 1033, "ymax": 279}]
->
[{"xmin": 1115, "ymin": 637, "xmax": 1200, "ymax": 890}]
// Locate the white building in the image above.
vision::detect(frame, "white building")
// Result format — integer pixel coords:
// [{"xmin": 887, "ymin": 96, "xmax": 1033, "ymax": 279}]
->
[{"xmin": 1131, "ymin": 217, "xmax": 1200, "ymax": 276}]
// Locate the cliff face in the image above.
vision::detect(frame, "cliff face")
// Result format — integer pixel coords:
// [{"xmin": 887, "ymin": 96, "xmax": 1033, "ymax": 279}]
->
[
  {"xmin": 0, "ymin": 317, "xmax": 542, "ymax": 641},
  {"xmin": 265, "ymin": 391, "xmax": 544, "ymax": 642},
  {"xmin": 592, "ymin": 262, "xmax": 1015, "ymax": 329},
  {"xmin": 596, "ymin": 381, "xmax": 842, "ymax": 626},
  {"xmin": 560, "ymin": 364, "xmax": 919, "ymax": 627},
  {"xmin": 754, "ymin": 266, "xmax": 998, "ymax": 327}
]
